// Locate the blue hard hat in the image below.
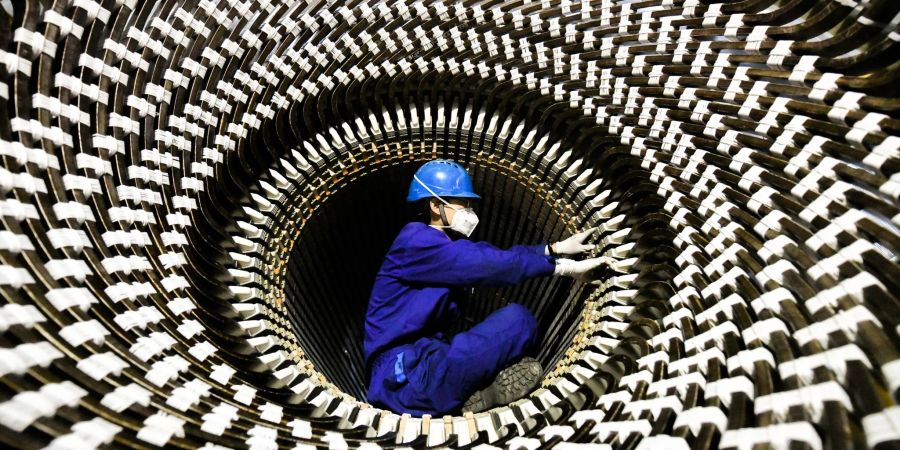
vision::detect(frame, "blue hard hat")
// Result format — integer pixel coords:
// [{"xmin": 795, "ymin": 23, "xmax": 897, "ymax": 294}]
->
[{"xmin": 406, "ymin": 159, "xmax": 481, "ymax": 202}]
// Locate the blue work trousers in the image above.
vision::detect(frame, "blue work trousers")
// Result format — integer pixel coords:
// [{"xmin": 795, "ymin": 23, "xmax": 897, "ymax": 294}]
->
[{"xmin": 367, "ymin": 304, "xmax": 539, "ymax": 416}]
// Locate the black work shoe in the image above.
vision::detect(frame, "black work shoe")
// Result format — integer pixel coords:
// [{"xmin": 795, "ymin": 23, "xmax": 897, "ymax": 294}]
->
[{"xmin": 461, "ymin": 357, "xmax": 542, "ymax": 413}]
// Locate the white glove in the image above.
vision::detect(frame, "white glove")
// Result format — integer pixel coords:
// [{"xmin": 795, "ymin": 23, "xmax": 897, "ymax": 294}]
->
[
  {"xmin": 552, "ymin": 257, "xmax": 614, "ymax": 283},
  {"xmin": 550, "ymin": 227, "xmax": 599, "ymax": 255}
]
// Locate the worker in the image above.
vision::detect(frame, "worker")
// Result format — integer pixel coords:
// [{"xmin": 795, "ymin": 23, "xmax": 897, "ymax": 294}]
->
[{"xmin": 364, "ymin": 159, "xmax": 610, "ymax": 416}]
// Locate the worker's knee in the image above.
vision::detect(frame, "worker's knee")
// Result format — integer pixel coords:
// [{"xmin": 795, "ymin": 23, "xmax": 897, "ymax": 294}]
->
[{"xmin": 498, "ymin": 303, "xmax": 538, "ymax": 338}]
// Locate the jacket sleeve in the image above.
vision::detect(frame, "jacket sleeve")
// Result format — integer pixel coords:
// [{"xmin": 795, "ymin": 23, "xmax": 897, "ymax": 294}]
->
[
  {"xmin": 387, "ymin": 236, "xmax": 556, "ymax": 287},
  {"xmin": 507, "ymin": 244, "xmax": 549, "ymax": 256}
]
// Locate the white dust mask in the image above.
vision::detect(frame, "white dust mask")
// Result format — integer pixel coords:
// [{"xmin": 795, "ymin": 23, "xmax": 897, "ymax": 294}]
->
[{"xmin": 443, "ymin": 204, "xmax": 479, "ymax": 237}]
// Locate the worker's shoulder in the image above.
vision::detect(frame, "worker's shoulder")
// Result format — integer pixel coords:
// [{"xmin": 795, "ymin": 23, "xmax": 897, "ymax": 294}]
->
[
  {"xmin": 393, "ymin": 222, "xmax": 445, "ymax": 247},
  {"xmin": 400, "ymin": 221, "xmax": 429, "ymax": 232}
]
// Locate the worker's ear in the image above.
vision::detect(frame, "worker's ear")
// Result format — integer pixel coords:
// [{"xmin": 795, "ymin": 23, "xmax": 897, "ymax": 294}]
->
[
  {"xmin": 429, "ymin": 198, "xmax": 441, "ymax": 216},
  {"xmin": 421, "ymin": 199, "xmax": 434, "ymax": 219}
]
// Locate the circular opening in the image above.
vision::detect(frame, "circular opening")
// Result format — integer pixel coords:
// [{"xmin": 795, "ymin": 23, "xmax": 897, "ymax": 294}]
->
[{"xmin": 283, "ymin": 159, "xmax": 589, "ymax": 400}]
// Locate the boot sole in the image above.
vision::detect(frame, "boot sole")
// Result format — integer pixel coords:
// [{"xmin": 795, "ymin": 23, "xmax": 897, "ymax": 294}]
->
[{"xmin": 462, "ymin": 357, "xmax": 542, "ymax": 413}]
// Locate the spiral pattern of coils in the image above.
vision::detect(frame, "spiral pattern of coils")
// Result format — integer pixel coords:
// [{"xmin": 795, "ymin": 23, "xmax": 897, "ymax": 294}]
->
[{"xmin": 0, "ymin": 0, "xmax": 899, "ymax": 448}]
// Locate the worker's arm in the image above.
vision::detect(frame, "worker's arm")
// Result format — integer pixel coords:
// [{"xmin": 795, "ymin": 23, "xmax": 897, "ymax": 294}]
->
[
  {"xmin": 506, "ymin": 244, "xmax": 551, "ymax": 256},
  {"xmin": 387, "ymin": 235, "xmax": 556, "ymax": 287}
]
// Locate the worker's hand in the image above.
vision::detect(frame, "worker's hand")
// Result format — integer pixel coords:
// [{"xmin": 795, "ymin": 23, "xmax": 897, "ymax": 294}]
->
[
  {"xmin": 551, "ymin": 227, "xmax": 599, "ymax": 255},
  {"xmin": 553, "ymin": 256, "xmax": 613, "ymax": 283}
]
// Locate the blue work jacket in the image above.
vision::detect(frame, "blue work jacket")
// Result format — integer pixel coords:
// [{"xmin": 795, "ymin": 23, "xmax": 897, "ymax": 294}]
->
[{"xmin": 363, "ymin": 221, "xmax": 556, "ymax": 373}]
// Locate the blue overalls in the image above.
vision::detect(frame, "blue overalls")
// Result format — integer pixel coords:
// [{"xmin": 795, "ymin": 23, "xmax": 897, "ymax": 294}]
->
[{"xmin": 364, "ymin": 221, "xmax": 557, "ymax": 416}]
